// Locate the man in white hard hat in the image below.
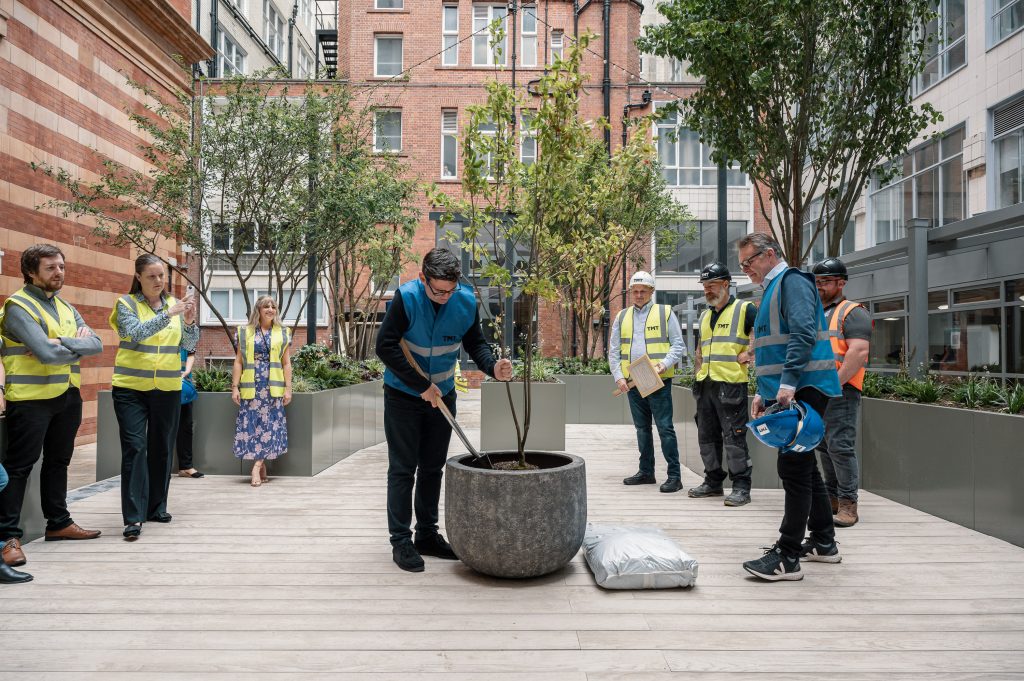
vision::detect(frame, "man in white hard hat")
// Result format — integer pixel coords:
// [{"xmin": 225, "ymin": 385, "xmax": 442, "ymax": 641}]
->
[{"xmin": 608, "ymin": 271, "xmax": 686, "ymax": 492}]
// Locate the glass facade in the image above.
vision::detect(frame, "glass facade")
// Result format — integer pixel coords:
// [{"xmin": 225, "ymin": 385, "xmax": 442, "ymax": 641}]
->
[{"xmin": 655, "ymin": 220, "xmax": 747, "ymax": 275}]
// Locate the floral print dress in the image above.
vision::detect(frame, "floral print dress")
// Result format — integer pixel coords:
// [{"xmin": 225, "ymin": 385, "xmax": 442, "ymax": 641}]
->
[{"xmin": 233, "ymin": 329, "xmax": 288, "ymax": 460}]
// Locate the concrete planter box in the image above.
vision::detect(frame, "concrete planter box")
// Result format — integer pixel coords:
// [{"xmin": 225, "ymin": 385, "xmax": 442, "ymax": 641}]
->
[
  {"xmin": 0, "ymin": 416, "xmax": 45, "ymax": 542},
  {"xmin": 480, "ymin": 380, "xmax": 566, "ymax": 452},
  {"xmin": 557, "ymin": 374, "xmax": 630, "ymax": 425},
  {"xmin": 97, "ymin": 381, "xmax": 385, "ymax": 480}
]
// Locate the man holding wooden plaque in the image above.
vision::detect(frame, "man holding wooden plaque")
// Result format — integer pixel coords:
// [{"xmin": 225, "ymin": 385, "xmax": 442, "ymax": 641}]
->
[{"xmin": 609, "ymin": 271, "xmax": 686, "ymax": 493}]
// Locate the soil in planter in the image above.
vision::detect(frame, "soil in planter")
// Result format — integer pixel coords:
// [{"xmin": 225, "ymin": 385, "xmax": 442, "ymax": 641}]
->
[{"xmin": 463, "ymin": 451, "xmax": 570, "ymax": 470}]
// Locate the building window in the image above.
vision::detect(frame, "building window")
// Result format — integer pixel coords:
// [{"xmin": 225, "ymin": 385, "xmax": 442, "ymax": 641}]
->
[
  {"xmin": 218, "ymin": 31, "xmax": 246, "ymax": 76},
  {"xmin": 669, "ymin": 57, "xmax": 683, "ymax": 82},
  {"xmin": 441, "ymin": 110, "xmax": 458, "ymax": 178},
  {"xmin": 471, "ymin": 119, "xmax": 497, "ymax": 178},
  {"xmin": 375, "ymin": 35, "xmax": 403, "ymax": 77},
  {"xmin": 801, "ymin": 195, "xmax": 855, "ymax": 265},
  {"xmin": 655, "ymin": 221, "xmax": 748, "ymax": 275},
  {"xmin": 374, "ymin": 110, "xmax": 402, "ymax": 153},
  {"xmin": 869, "ymin": 125, "xmax": 964, "ymax": 245},
  {"xmin": 264, "ymin": 0, "xmax": 285, "ymax": 61},
  {"xmin": 550, "ymin": 30, "xmax": 563, "ymax": 61},
  {"xmin": 227, "ymin": 0, "xmax": 245, "ymax": 13},
  {"xmin": 993, "ymin": 0, "xmax": 1024, "ymax": 43},
  {"xmin": 995, "ymin": 98, "xmax": 1024, "ymax": 209},
  {"xmin": 301, "ymin": 0, "xmax": 314, "ymax": 29},
  {"xmin": 376, "ymin": 0, "xmax": 403, "ymax": 8},
  {"xmin": 521, "ymin": 111, "xmax": 537, "ymax": 166},
  {"xmin": 913, "ymin": 0, "xmax": 966, "ymax": 95},
  {"xmin": 521, "ymin": 6, "xmax": 537, "ymax": 67},
  {"xmin": 211, "ymin": 222, "xmax": 257, "ymax": 252},
  {"xmin": 442, "ymin": 5, "xmax": 459, "ymax": 66},
  {"xmin": 473, "ymin": 5, "xmax": 508, "ymax": 66},
  {"xmin": 203, "ymin": 288, "xmax": 327, "ymax": 325},
  {"xmin": 654, "ymin": 104, "xmax": 745, "ymax": 187},
  {"xmin": 297, "ymin": 46, "xmax": 314, "ymax": 78}
]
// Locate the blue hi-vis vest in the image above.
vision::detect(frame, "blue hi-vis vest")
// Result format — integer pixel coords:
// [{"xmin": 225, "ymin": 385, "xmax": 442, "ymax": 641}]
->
[
  {"xmin": 752, "ymin": 268, "xmax": 841, "ymax": 400},
  {"xmin": 383, "ymin": 279, "xmax": 477, "ymax": 398}
]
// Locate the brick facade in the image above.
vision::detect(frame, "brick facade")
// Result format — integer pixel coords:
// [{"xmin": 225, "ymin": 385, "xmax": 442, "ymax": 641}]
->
[{"xmin": 0, "ymin": 0, "xmax": 211, "ymax": 443}]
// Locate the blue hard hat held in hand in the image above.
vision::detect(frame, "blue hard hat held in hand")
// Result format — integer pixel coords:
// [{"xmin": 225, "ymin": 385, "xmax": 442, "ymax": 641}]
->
[{"xmin": 747, "ymin": 401, "xmax": 825, "ymax": 453}]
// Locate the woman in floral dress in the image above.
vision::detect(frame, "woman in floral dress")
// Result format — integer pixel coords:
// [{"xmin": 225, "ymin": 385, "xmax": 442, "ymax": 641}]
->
[{"xmin": 231, "ymin": 296, "xmax": 293, "ymax": 487}]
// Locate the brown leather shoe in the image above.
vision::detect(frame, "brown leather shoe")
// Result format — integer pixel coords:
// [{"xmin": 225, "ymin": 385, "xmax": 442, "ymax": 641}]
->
[
  {"xmin": 835, "ymin": 499, "xmax": 859, "ymax": 527},
  {"xmin": 829, "ymin": 495, "xmax": 839, "ymax": 515},
  {"xmin": 2, "ymin": 538, "xmax": 26, "ymax": 567},
  {"xmin": 44, "ymin": 523, "xmax": 102, "ymax": 541}
]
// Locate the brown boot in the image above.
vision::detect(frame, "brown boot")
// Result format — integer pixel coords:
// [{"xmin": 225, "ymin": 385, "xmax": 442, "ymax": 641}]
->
[
  {"xmin": 2, "ymin": 538, "xmax": 27, "ymax": 567},
  {"xmin": 829, "ymin": 495, "xmax": 839, "ymax": 515},
  {"xmin": 835, "ymin": 499, "xmax": 858, "ymax": 527}
]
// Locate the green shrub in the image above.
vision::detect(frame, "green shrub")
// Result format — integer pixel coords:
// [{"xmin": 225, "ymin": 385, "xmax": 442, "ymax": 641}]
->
[
  {"xmin": 861, "ymin": 371, "xmax": 897, "ymax": 398},
  {"xmin": 291, "ymin": 375, "xmax": 317, "ymax": 393},
  {"xmin": 949, "ymin": 375, "xmax": 1004, "ymax": 409},
  {"xmin": 891, "ymin": 374, "xmax": 943, "ymax": 403},
  {"xmin": 1006, "ymin": 382, "xmax": 1024, "ymax": 415},
  {"xmin": 292, "ymin": 342, "xmax": 333, "ymax": 376},
  {"xmin": 192, "ymin": 367, "xmax": 232, "ymax": 392},
  {"xmin": 553, "ymin": 356, "xmax": 612, "ymax": 375}
]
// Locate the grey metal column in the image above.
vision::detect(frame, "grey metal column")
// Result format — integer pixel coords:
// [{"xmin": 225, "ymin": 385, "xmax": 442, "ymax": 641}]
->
[
  {"xmin": 717, "ymin": 162, "xmax": 728, "ymax": 262},
  {"xmin": 906, "ymin": 218, "xmax": 930, "ymax": 378}
]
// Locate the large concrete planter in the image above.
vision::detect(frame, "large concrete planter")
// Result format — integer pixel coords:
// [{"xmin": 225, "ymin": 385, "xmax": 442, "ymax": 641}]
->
[
  {"xmin": 445, "ymin": 451, "xmax": 587, "ymax": 578},
  {"xmin": 480, "ymin": 380, "xmax": 566, "ymax": 452},
  {"xmin": 557, "ymin": 374, "xmax": 630, "ymax": 425},
  {"xmin": 97, "ymin": 381, "xmax": 385, "ymax": 480}
]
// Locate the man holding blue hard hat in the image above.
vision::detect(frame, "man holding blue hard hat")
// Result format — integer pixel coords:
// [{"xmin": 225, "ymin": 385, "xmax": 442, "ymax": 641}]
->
[{"xmin": 737, "ymin": 233, "xmax": 842, "ymax": 581}]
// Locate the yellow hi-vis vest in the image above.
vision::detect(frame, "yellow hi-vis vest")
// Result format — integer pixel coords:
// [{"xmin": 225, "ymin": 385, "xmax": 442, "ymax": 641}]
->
[
  {"xmin": 108, "ymin": 294, "xmax": 183, "ymax": 392},
  {"xmin": 0, "ymin": 288, "xmax": 82, "ymax": 401},
  {"xmin": 238, "ymin": 324, "xmax": 289, "ymax": 400},
  {"xmin": 696, "ymin": 299, "xmax": 753, "ymax": 384},
  {"xmin": 618, "ymin": 303, "xmax": 676, "ymax": 379}
]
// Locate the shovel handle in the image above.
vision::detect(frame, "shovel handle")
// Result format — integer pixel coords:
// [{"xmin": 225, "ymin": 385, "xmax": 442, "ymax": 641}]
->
[{"xmin": 612, "ymin": 380, "xmax": 636, "ymax": 397}]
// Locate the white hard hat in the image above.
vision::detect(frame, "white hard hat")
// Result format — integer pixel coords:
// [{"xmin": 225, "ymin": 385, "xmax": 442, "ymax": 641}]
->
[{"xmin": 629, "ymin": 271, "xmax": 656, "ymax": 289}]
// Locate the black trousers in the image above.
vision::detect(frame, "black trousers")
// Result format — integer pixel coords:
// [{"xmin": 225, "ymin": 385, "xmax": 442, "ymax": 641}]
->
[
  {"xmin": 384, "ymin": 385, "xmax": 456, "ymax": 546},
  {"xmin": 775, "ymin": 387, "xmax": 835, "ymax": 557},
  {"xmin": 176, "ymin": 401, "xmax": 194, "ymax": 470},
  {"xmin": 112, "ymin": 387, "xmax": 181, "ymax": 525},
  {"xmin": 0, "ymin": 388, "xmax": 82, "ymax": 539},
  {"xmin": 694, "ymin": 379, "xmax": 752, "ymax": 490}
]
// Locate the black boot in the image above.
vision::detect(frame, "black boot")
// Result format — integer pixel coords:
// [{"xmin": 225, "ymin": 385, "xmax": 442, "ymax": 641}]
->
[
  {"xmin": 0, "ymin": 562, "xmax": 33, "ymax": 584},
  {"xmin": 623, "ymin": 472, "xmax": 656, "ymax": 485}
]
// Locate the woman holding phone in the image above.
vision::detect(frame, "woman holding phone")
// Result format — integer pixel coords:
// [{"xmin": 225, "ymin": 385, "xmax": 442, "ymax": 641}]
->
[{"xmin": 109, "ymin": 255, "xmax": 199, "ymax": 540}]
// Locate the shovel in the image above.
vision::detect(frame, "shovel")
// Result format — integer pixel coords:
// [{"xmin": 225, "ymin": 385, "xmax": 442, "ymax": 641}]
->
[{"xmin": 399, "ymin": 340, "xmax": 492, "ymax": 467}]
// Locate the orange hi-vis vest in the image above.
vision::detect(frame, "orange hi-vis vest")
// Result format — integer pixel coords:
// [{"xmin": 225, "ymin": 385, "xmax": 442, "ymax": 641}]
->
[{"xmin": 827, "ymin": 299, "xmax": 867, "ymax": 391}]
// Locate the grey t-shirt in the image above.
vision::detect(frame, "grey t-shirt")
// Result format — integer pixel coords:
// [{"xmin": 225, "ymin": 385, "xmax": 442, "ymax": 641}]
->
[{"xmin": 824, "ymin": 299, "xmax": 872, "ymax": 341}]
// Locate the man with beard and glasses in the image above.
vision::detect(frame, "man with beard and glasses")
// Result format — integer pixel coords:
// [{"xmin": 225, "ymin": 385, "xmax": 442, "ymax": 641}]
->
[
  {"xmin": 688, "ymin": 262, "xmax": 756, "ymax": 507},
  {"xmin": 0, "ymin": 244, "xmax": 103, "ymax": 574}
]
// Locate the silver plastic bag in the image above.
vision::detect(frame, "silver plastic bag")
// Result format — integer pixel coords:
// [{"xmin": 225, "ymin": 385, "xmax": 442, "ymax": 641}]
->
[{"xmin": 583, "ymin": 524, "xmax": 698, "ymax": 589}]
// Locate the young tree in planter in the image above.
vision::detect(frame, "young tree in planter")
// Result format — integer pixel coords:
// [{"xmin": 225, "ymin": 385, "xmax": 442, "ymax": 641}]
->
[
  {"xmin": 639, "ymin": 0, "xmax": 943, "ymax": 263},
  {"xmin": 547, "ymin": 122, "xmax": 690, "ymax": 360}
]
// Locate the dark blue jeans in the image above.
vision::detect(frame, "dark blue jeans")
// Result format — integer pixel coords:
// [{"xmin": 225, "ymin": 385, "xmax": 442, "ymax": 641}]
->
[
  {"xmin": 816, "ymin": 384, "xmax": 861, "ymax": 501},
  {"xmin": 626, "ymin": 381, "xmax": 680, "ymax": 479}
]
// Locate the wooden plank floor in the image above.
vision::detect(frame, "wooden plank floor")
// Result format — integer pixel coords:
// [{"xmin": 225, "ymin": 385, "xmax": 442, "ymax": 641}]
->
[{"xmin": 4, "ymin": 390, "xmax": 1024, "ymax": 679}]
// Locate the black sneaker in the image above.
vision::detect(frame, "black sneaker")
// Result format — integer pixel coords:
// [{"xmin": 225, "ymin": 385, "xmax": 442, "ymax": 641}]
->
[
  {"xmin": 659, "ymin": 477, "xmax": 683, "ymax": 493},
  {"xmin": 724, "ymin": 488, "xmax": 751, "ymax": 507},
  {"xmin": 799, "ymin": 538, "xmax": 842, "ymax": 563},
  {"xmin": 392, "ymin": 542, "xmax": 425, "ymax": 572},
  {"xmin": 623, "ymin": 472, "xmax": 656, "ymax": 485},
  {"xmin": 414, "ymin": 533, "xmax": 458, "ymax": 560},
  {"xmin": 687, "ymin": 482, "xmax": 724, "ymax": 498},
  {"xmin": 743, "ymin": 544, "xmax": 803, "ymax": 581}
]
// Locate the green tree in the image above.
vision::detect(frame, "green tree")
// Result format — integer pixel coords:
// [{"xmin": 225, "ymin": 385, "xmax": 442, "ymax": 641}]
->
[{"xmin": 639, "ymin": 0, "xmax": 943, "ymax": 263}]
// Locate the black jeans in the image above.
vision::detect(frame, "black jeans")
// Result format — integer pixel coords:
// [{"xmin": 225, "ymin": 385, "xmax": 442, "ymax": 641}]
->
[
  {"xmin": 384, "ymin": 385, "xmax": 456, "ymax": 546},
  {"xmin": 0, "ymin": 388, "xmax": 82, "ymax": 539},
  {"xmin": 774, "ymin": 387, "xmax": 835, "ymax": 557},
  {"xmin": 176, "ymin": 401, "xmax": 194, "ymax": 470},
  {"xmin": 694, "ymin": 379, "xmax": 752, "ymax": 490},
  {"xmin": 112, "ymin": 387, "xmax": 181, "ymax": 525}
]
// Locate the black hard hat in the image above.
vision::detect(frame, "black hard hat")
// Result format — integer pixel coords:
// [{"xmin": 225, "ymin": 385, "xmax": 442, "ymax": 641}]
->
[
  {"xmin": 700, "ymin": 262, "xmax": 732, "ymax": 282},
  {"xmin": 812, "ymin": 257, "xmax": 848, "ymax": 280}
]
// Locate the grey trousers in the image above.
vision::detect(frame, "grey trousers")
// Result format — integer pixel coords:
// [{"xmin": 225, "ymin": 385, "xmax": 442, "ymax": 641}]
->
[
  {"xmin": 693, "ymin": 379, "xmax": 752, "ymax": 490},
  {"xmin": 816, "ymin": 384, "xmax": 861, "ymax": 502}
]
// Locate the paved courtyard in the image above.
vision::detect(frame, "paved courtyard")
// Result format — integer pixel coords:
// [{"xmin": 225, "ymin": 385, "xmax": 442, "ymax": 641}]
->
[{"xmin": 4, "ymin": 390, "xmax": 1024, "ymax": 679}]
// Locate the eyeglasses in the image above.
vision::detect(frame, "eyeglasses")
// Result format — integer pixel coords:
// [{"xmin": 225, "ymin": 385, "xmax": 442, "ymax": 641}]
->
[
  {"xmin": 815, "ymin": 277, "xmax": 843, "ymax": 285},
  {"xmin": 739, "ymin": 250, "xmax": 766, "ymax": 269},
  {"xmin": 425, "ymin": 279, "xmax": 459, "ymax": 297}
]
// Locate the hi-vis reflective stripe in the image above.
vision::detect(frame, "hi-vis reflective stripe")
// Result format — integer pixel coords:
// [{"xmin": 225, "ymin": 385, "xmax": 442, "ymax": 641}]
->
[
  {"xmin": 406, "ymin": 340, "xmax": 461, "ymax": 357},
  {"xmin": 9, "ymin": 293, "xmax": 51, "ymax": 335},
  {"xmin": 6, "ymin": 374, "xmax": 72, "ymax": 385},
  {"xmin": 118, "ymin": 341, "xmax": 180, "ymax": 354},
  {"xmin": 113, "ymin": 367, "xmax": 182, "ymax": 379},
  {"xmin": 755, "ymin": 359, "xmax": 837, "ymax": 376},
  {"xmin": 0, "ymin": 346, "xmax": 29, "ymax": 356},
  {"xmin": 430, "ymin": 366, "xmax": 456, "ymax": 382}
]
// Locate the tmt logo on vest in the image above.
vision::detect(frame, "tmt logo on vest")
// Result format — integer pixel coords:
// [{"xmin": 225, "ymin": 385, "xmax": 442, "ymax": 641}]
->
[
  {"xmin": 443, "ymin": 335, "xmax": 460, "ymax": 342},
  {"xmin": 647, "ymin": 325, "xmax": 659, "ymax": 331},
  {"xmin": 717, "ymin": 322, "xmax": 730, "ymax": 329}
]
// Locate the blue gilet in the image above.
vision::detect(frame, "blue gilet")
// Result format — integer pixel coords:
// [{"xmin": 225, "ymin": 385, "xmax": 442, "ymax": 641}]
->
[
  {"xmin": 383, "ymin": 279, "xmax": 477, "ymax": 398},
  {"xmin": 752, "ymin": 268, "xmax": 841, "ymax": 400}
]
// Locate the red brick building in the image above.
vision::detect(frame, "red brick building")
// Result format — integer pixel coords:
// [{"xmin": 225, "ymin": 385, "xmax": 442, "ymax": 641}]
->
[{"xmin": 0, "ymin": 0, "xmax": 212, "ymax": 443}]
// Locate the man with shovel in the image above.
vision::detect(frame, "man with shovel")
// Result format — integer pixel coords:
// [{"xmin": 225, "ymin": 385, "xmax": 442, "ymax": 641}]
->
[{"xmin": 376, "ymin": 248, "xmax": 513, "ymax": 572}]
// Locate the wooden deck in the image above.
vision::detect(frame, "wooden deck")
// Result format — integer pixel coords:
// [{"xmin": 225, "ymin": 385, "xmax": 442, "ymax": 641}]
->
[{"xmin": 4, "ymin": 390, "xmax": 1024, "ymax": 679}]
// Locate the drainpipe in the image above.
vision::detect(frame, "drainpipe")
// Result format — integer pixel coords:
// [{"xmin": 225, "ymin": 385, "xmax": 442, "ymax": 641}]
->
[
  {"xmin": 600, "ymin": 0, "xmax": 611, "ymax": 349},
  {"xmin": 209, "ymin": 0, "xmax": 219, "ymax": 77},
  {"xmin": 288, "ymin": 1, "xmax": 299, "ymax": 77}
]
